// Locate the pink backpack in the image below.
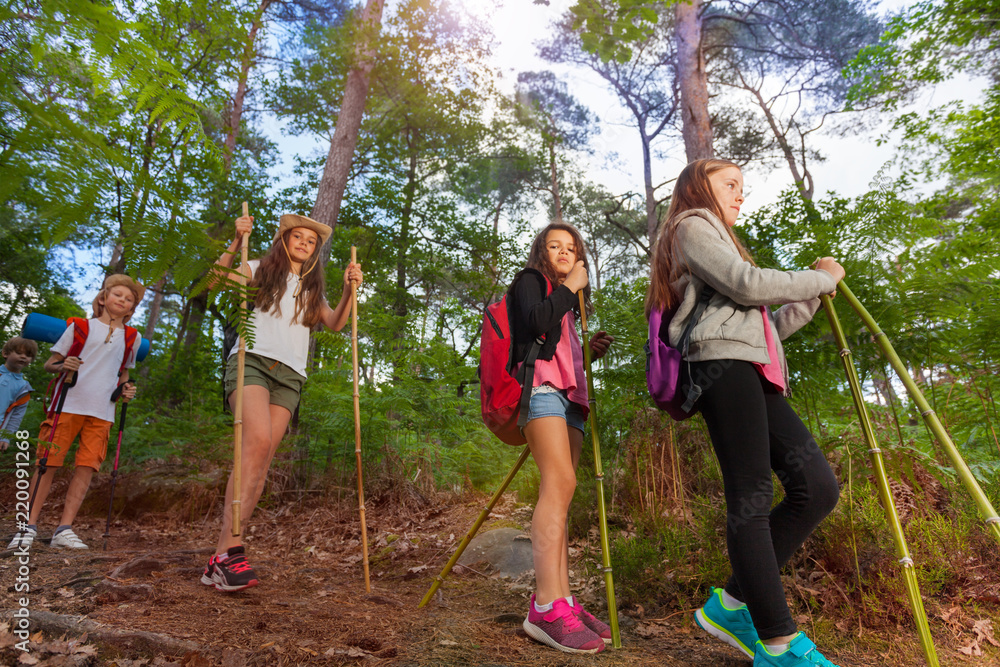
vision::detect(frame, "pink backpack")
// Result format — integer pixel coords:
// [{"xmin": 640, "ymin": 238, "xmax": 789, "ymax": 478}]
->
[{"xmin": 645, "ymin": 286, "xmax": 714, "ymax": 420}]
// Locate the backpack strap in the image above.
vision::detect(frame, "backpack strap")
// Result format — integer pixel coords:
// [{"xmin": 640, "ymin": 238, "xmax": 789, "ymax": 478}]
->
[
  {"xmin": 509, "ymin": 268, "xmax": 553, "ymax": 432},
  {"xmin": 66, "ymin": 317, "xmax": 89, "ymax": 358},
  {"xmin": 120, "ymin": 326, "xmax": 139, "ymax": 377},
  {"xmin": 678, "ymin": 285, "xmax": 716, "ymax": 413},
  {"xmin": 3, "ymin": 392, "xmax": 30, "ymax": 419}
]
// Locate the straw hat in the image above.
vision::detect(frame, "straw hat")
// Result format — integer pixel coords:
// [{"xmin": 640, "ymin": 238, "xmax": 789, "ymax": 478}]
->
[
  {"xmin": 102, "ymin": 274, "xmax": 146, "ymax": 304},
  {"xmin": 272, "ymin": 214, "xmax": 332, "ymax": 246}
]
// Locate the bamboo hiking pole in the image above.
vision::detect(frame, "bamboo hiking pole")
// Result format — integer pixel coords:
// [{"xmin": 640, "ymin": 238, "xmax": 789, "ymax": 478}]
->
[
  {"xmin": 578, "ymin": 291, "xmax": 621, "ymax": 648},
  {"xmin": 351, "ymin": 246, "xmax": 371, "ymax": 592},
  {"xmin": 838, "ymin": 282, "xmax": 1000, "ymax": 544},
  {"xmin": 821, "ymin": 295, "xmax": 939, "ymax": 666},
  {"xmin": 232, "ymin": 201, "xmax": 250, "ymax": 537},
  {"xmin": 419, "ymin": 446, "xmax": 532, "ymax": 607}
]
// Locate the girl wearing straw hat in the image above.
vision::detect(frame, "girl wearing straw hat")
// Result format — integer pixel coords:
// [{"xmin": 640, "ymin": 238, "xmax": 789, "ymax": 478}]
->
[
  {"xmin": 647, "ymin": 159, "xmax": 845, "ymax": 667},
  {"xmin": 510, "ymin": 222, "xmax": 614, "ymax": 654},
  {"xmin": 201, "ymin": 213, "xmax": 362, "ymax": 592}
]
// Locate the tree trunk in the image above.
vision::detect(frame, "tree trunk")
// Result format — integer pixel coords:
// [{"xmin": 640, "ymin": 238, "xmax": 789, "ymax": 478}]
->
[
  {"xmin": 676, "ymin": 0, "xmax": 713, "ymax": 162},
  {"xmin": 311, "ymin": 0, "xmax": 386, "ymax": 246},
  {"xmin": 548, "ymin": 139, "xmax": 563, "ymax": 223},
  {"xmin": 225, "ymin": 0, "xmax": 273, "ymax": 168},
  {"xmin": 142, "ymin": 278, "xmax": 166, "ymax": 342},
  {"xmin": 639, "ymin": 126, "xmax": 658, "ymax": 243},
  {"xmin": 744, "ymin": 81, "xmax": 814, "ymax": 201},
  {"xmin": 396, "ymin": 147, "xmax": 418, "ymax": 320},
  {"xmin": 139, "ymin": 278, "xmax": 166, "ymax": 379}
]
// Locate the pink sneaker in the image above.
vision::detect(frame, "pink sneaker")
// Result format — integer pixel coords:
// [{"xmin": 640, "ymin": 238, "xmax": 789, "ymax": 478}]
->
[
  {"xmin": 571, "ymin": 596, "xmax": 612, "ymax": 644},
  {"xmin": 522, "ymin": 594, "xmax": 606, "ymax": 654}
]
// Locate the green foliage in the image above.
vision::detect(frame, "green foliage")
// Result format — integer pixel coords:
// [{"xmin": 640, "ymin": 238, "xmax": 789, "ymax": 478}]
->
[{"xmin": 568, "ymin": 0, "xmax": 664, "ymax": 62}]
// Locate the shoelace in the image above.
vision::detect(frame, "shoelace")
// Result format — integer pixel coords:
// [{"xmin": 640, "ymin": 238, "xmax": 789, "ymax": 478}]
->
[
  {"xmin": 226, "ymin": 557, "xmax": 254, "ymax": 574},
  {"xmin": 555, "ymin": 605, "xmax": 586, "ymax": 633}
]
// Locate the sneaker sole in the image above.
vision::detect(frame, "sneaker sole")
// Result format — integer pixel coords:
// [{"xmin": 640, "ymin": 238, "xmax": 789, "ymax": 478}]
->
[
  {"xmin": 522, "ymin": 619, "xmax": 604, "ymax": 654},
  {"xmin": 695, "ymin": 608, "xmax": 754, "ymax": 658},
  {"xmin": 211, "ymin": 576, "xmax": 259, "ymax": 593}
]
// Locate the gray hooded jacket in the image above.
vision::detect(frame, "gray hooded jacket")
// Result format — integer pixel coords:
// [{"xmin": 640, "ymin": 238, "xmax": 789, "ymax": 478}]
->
[{"xmin": 666, "ymin": 209, "xmax": 837, "ymax": 391}]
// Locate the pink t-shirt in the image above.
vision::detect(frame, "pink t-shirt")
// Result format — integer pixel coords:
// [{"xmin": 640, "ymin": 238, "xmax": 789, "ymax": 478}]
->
[
  {"xmin": 753, "ymin": 307, "xmax": 785, "ymax": 391},
  {"xmin": 532, "ymin": 312, "xmax": 590, "ymax": 415}
]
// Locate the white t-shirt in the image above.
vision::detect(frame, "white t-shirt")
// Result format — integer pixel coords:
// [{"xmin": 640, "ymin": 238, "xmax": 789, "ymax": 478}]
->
[
  {"xmin": 52, "ymin": 319, "xmax": 141, "ymax": 422},
  {"xmin": 227, "ymin": 259, "xmax": 314, "ymax": 377}
]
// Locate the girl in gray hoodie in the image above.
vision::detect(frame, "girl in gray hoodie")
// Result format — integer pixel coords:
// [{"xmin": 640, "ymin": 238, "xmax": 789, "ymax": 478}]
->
[{"xmin": 647, "ymin": 159, "xmax": 845, "ymax": 667}]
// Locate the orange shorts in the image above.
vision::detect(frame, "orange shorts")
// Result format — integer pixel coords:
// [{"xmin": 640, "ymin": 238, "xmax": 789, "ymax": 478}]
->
[{"xmin": 36, "ymin": 412, "xmax": 112, "ymax": 471}]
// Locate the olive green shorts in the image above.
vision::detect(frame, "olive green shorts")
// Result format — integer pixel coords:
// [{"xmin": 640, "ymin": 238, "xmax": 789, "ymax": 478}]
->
[{"xmin": 225, "ymin": 353, "xmax": 305, "ymax": 414}]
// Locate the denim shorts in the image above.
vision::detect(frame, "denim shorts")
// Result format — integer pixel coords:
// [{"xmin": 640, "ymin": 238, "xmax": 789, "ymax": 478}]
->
[{"xmin": 526, "ymin": 388, "xmax": 586, "ymax": 433}]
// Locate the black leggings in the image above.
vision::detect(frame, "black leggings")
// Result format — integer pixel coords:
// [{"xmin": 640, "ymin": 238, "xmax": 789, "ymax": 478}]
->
[{"xmin": 686, "ymin": 359, "xmax": 840, "ymax": 639}]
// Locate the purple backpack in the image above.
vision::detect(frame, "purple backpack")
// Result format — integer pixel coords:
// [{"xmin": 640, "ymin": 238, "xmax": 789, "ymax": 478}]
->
[{"xmin": 644, "ymin": 286, "xmax": 715, "ymax": 421}]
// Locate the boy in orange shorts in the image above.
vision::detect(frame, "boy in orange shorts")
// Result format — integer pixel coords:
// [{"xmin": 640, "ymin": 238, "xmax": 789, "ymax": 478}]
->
[{"xmin": 7, "ymin": 275, "xmax": 142, "ymax": 550}]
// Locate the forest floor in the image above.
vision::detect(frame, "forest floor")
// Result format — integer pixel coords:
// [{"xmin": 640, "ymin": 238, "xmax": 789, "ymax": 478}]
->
[{"xmin": 1, "ymin": 466, "xmax": 998, "ymax": 667}]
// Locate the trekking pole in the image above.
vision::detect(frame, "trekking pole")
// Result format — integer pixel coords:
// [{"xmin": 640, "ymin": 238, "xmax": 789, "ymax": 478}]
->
[
  {"xmin": 418, "ymin": 446, "xmax": 531, "ymax": 608},
  {"xmin": 578, "ymin": 291, "xmax": 621, "ymax": 648},
  {"xmin": 232, "ymin": 201, "xmax": 250, "ymax": 537},
  {"xmin": 102, "ymin": 383, "xmax": 132, "ymax": 552},
  {"xmin": 27, "ymin": 370, "xmax": 75, "ymax": 519},
  {"xmin": 838, "ymin": 281, "xmax": 1000, "ymax": 544},
  {"xmin": 350, "ymin": 246, "xmax": 371, "ymax": 592},
  {"xmin": 821, "ymin": 295, "xmax": 939, "ymax": 666}
]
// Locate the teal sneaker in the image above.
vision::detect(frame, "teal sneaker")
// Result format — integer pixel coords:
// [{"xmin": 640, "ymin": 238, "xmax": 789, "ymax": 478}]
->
[
  {"xmin": 753, "ymin": 633, "xmax": 839, "ymax": 666},
  {"xmin": 694, "ymin": 587, "xmax": 758, "ymax": 658}
]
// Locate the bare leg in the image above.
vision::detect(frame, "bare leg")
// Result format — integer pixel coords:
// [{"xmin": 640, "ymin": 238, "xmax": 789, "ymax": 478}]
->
[
  {"xmin": 26, "ymin": 469, "xmax": 58, "ymax": 526},
  {"xmin": 526, "ymin": 417, "xmax": 579, "ymax": 606},
  {"xmin": 215, "ymin": 386, "xmax": 291, "ymax": 555},
  {"xmin": 559, "ymin": 428, "xmax": 583, "ymax": 600},
  {"xmin": 58, "ymin": 466, "xmax": 95, "ymax": 526}
]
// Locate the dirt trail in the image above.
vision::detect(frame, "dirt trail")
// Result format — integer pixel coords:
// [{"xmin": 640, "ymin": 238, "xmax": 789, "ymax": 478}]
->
[{"xmin": 0, "ymin": 479, "xmax": 990, "ymax": 666}]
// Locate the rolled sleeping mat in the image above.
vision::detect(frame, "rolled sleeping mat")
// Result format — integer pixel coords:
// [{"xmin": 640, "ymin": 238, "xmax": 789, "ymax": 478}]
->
[{"xmin": 22, "ymin": 312, "xmax": 151, "ymax": 362}]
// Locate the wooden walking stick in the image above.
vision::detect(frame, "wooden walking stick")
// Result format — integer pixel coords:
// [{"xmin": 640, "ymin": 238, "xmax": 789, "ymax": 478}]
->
[
  {"xmin": 351, "ymin": 246, "xmax": 371, "ymax": 592},
  {"xmin": 419, "ymin": 446, "xmax": 531, "ymax": 607},
  {"xmin": 838, "ymin": 281, "xmax": 1000, "ymax": 545},
  {"xmin": 578, "ymin": 291, "xmax": 621, "ymax": 648},
  {"xmin": 822, "ymin": 295, "xmax": 939, "ymax": 666},
  {"xmin": 232, "ymin": 201, "xmax": 250, "ymax": 537}
]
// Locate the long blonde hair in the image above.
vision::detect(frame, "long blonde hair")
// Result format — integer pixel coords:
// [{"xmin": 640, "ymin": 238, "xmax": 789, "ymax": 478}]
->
[{"xmin": 645, "ymin": 159, "xmax": 756, "ymax": 318}]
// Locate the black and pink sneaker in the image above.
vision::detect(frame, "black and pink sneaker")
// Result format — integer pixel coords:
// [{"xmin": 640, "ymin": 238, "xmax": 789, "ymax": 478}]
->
[
  {"xmin": 203, "ymin": 546, "xmax": 259, "ymax": 592},
  {"xmin": 199, "ymin": 554, "xmax": 218, "ymax": 587},
  {"xmin": 522, "ymin": 594, "xmax": 605, "ymax": 654},
  {"xmin": 571, "ymin": 596, "xmax": 612, "ymax": 644}
]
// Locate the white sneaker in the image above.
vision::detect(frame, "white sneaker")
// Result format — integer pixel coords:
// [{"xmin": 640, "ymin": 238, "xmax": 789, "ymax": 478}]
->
[
  {"xmin": 50, "ymin": 528, "xmax": 89, "ymax": 549},
  {"xmin": 6, "ymin": 527, "xmax": 36, "ymax": 550}
]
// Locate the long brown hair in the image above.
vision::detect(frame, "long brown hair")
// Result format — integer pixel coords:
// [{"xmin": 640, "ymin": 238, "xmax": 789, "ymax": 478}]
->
[
  {"xmin": 646, "ymin": 159, "xmax": 756, "ymax": 317},
  {"xmin": 251, "ymin": 229, "xmax": 325, "ymax": 327},
  {"xmin": 525, "ymin": 222, "xmax": 593, "ymax": 316}
]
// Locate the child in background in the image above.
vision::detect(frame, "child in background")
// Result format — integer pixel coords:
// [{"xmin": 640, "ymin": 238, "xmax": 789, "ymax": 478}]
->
[
  {"xmin": 201, "ymin": 213, "xmax": 362, "ymax": 593},
  {"xmin": 509, "ymin": 222, "xmax": 614, "ymax": 654},
  {"xmin": 1, "ymin": 336, "xmax": 38, "ymax": 450},
  {"xmin": 7, "ymin": 275, "xmax": 142, "ymax": 550},
  {"xmin": 647, "ymin": 158, "xmax": 845, "ymax": 667}
]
